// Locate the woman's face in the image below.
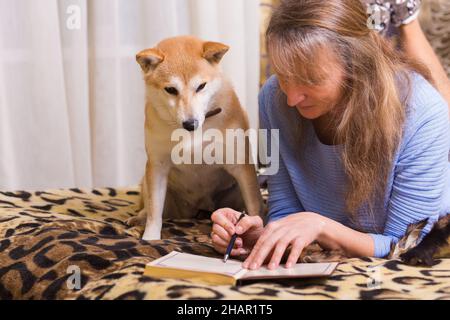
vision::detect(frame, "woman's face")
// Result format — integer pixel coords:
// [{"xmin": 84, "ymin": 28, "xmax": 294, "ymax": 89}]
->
[{"xmin": 277, "ymin": 54, "xmax": 345, "ymax": 120}]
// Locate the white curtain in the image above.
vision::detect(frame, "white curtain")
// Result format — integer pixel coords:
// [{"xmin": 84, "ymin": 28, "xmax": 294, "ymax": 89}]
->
[{"xmin": 0, "ymin": 0, "xmax": 260, "ymax": 190}]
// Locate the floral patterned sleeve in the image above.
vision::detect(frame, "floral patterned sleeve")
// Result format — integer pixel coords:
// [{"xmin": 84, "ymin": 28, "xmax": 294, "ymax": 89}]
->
[
  {"xmin": 394, "ymin": 1, "xmax": 422, "ymax": 26},
  {"xmin": 363, "ymin": 0, "xmax": 422, "ymax": 36}
]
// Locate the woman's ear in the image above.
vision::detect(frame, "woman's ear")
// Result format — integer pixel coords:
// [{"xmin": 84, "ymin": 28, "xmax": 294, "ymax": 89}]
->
[
  {"xmin": 202, "ymin": 41, "xmax": 230, "ymax": 64},
  {"xmin": 136, "ymin": 48, "xmax": 165, "ymax": 73}
]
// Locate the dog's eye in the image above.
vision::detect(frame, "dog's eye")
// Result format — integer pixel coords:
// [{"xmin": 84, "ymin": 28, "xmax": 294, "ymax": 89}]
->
[
  {"xmin": 196, "ymin": 82, "xmax": 207, "ymax": 93},
  {"xmin": 164, "ymin": 87, "xmax": 179, "ymax": 96}
]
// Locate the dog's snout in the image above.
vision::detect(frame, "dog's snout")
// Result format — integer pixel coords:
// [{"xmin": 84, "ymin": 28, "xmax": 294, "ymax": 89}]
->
[{"xmin": 182, "ymin": 119, "xmax": 199, "ymax": 131}]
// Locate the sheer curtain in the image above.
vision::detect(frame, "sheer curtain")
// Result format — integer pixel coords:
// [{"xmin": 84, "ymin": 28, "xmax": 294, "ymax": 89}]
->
[{"xmin": 0, "ymin": 0, "xmax": 260, "ymax": 190}]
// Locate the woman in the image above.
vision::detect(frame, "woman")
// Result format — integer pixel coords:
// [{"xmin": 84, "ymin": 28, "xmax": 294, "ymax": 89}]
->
[{"xmin": 210, "ymin": 0, "xmax": 450, "ymax": 270}]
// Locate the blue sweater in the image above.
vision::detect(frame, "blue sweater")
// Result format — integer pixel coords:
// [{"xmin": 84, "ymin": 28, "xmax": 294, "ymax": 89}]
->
[{"xmin": 259, "ymin": 73, "xmax": 450, "ymax": 258}]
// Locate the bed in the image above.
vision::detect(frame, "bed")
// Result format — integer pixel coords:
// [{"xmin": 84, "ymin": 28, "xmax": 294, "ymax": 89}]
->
[{"xmin": 1, "ymin": 186, "xmax": 449, "ymax": 300}]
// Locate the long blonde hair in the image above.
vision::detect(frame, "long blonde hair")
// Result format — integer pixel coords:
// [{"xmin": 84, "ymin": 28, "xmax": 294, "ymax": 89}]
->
[{"xmin": 266, "ymin": 0, "xmax": 432, "ymax": 218}]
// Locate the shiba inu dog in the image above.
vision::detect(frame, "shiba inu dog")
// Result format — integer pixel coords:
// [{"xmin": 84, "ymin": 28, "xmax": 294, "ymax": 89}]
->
[{"xmin": 128, "ymin": 36, "xmax": 265, "ymax": 240}]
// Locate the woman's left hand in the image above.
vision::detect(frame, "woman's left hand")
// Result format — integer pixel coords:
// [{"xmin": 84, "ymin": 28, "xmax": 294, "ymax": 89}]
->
[{"xmin": 242, "ymin": 212, "xmax": 326, "ymax": 270}]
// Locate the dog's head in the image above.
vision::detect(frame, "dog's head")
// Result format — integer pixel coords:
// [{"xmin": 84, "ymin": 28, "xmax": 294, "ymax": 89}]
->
[{"xmin": 136, "ymin": 36, "xmax": 228, "ymax": 131}]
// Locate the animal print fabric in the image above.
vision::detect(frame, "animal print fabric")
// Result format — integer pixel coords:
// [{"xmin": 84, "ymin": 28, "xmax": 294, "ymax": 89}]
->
[{"xmin": 1, "ymin": 187, "xmax": 450, "ymax": 300}]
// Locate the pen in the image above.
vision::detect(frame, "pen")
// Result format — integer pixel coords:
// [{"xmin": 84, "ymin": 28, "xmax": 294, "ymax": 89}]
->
[{"xmin": 223, "ymin": 211, "xmax": 247, "ymax": 263}]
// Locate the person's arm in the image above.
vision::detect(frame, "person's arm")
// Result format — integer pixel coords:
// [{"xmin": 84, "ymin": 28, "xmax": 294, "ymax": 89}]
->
[
  {"xmin": 368, "ymin": 83, "xmax": 450, "ymax": 258},
  {"xmin": 399, "ymin": 19, "xmax": 450, "ymax": 109},
  {"xmin": 325, "ymin": 83, "xmax": 450, "ymax": 258},
  {"xmin": 315, "ymin": 215, "xmax": 375, "ymax": 256},
  {"xmin": 241, "ymin": 211, "xmax": 375, "ymax": 270},
  {"xmin": 259, "ymin": 77, "xmax": 305, "ymax": 222}
]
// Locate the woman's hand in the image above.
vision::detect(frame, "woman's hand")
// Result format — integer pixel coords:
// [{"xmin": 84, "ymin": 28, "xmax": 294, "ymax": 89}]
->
[
  {"xmin": 242, "ymin": 212, "xmax": 326, "ymax": 270},
  {"xmin": 210, "ymin": 208, "xmax": 264, "ymax": 258}
]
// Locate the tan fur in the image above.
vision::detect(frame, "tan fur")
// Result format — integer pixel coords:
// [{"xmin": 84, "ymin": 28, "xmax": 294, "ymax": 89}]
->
[{"xmin": 130, "ymin": 36, "xmax": 265, "ymax": 240}]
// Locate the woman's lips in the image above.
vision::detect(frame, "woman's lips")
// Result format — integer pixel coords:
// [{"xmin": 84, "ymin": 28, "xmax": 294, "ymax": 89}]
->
[{"xmin": 297, "ymin": 104, "xmax": 314, "ymax": 109}]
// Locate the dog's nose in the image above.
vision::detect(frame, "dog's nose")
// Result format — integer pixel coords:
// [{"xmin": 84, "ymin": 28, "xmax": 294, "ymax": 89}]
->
[{"xmin": 182, "ymin": 119, "xmax": 199, "ymax": 131}]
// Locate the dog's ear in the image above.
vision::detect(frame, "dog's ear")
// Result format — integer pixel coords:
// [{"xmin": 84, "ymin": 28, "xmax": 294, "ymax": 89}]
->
[
  {"xmin": 136, "ymin": 48, "xmax": 165, "ymax": 73},
  {"xmin": 202, "ymin": 41, "xmax": 229, "ymax": 64}
]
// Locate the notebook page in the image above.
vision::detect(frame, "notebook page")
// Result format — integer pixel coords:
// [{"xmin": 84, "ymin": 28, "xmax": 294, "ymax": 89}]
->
[
  {"xmin": 150, "ymin": 251, "xmax": 246, "ymax": 277},
  {"xmin": 240, "ymin": 262, "xmax": 338, "ymax": 280}
]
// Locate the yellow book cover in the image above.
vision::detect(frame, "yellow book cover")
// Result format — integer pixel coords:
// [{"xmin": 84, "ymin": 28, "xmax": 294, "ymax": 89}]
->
[{"xmin": 144, "ymin": 251, "xmax": 339, "ymax": 286}]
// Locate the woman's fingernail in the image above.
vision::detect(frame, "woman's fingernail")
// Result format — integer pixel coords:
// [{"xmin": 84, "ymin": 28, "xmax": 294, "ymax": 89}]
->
[
  {"xmin": 239, "ymin": 249, "xmax": 247, "ymax": 255},
  {"xmin": 286, "ymin": 262, "xmax": 292, "ymax": 268},
  {"xmin": 269, "ymin": 263, "xmax": 275, "ymax": 269},
  {"xmin": 250, "ymin": 263, "xmax": 257, "ymax": 269},
  {"xmin": 236, "ymin": 226, "xmax": 243, "ymax": 234}
]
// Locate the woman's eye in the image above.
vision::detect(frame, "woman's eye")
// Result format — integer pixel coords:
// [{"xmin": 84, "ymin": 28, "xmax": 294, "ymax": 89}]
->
[
  {"xmin": 164, "ymin": 87, "xmax": 179, "ymax": 96},
  {"xmin": 196, "ymin": 82, "xmax": 207, "ymax": 93}
]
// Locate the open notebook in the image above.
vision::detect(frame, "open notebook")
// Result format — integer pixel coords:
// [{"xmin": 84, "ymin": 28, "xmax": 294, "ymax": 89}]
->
[{"xmin": 144, "ymin": 251, "xmax": 339, "ymax": 286}]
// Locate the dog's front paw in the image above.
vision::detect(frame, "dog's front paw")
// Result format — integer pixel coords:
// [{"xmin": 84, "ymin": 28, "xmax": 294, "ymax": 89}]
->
[
  {"xmin": 125, "ymin": 208, "xmax": 146, "ymax": 227},
  {"xmin": 126, "ymin": 215, "xmax": 146, "ymax": 227},
  {"xmin": 141, "ymin": 221, "xmax": 162, "ymax": 240},
  {"xmin": 142, "ymin": 229, "xmax": 162, "ymax": 241}
]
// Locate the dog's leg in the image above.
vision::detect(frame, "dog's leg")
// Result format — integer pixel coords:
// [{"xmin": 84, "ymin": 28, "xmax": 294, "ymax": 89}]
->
[
  {"xmin": 126, "ymin": 208, "xmax": 147, "ymax": 227},
  {"xmin": 224, "ymin": 133, "xmax": 266, "ymax": 218},
  {"xmin": 223, "ymin": 134, "xmax": 265, "ymax": 216},
  {"xmin": 224, "ymin": 163, "xmax": 264, "ymax": 217},
  {"xmin": 126, "ymin": 178, "xmax": 146, "ymax": 227},
  {"xmin": 141, "ymin": 160, "xmax": 171, "ymax": 241}
]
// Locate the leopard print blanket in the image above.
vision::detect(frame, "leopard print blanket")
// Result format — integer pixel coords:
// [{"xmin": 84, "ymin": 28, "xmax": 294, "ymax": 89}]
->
[{"xmin": 1, "ymin": 187, "xmax": 450, "ymax": 300}]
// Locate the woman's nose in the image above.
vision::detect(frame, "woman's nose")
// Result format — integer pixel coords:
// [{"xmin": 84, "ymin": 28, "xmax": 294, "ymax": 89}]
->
[{"xmin": 286, "ymin": 91, "xmax": 307, "ymax": 107}]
